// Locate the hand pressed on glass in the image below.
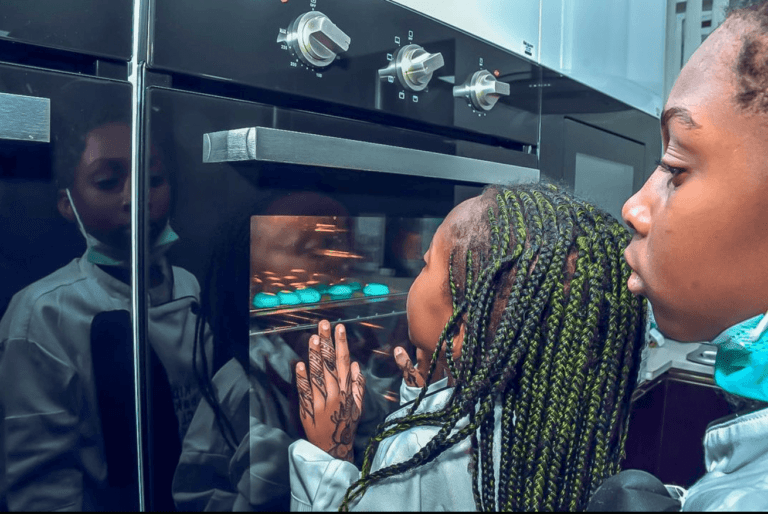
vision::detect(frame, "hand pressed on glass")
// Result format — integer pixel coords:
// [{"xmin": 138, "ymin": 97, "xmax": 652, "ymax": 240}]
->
[
  {"xmin": 296, "ymin": 320, "xmax": 365, "ymax": 462},
  {"xmin": 394, "ymin": 346, "xmax": 425, "ymax": 388}
]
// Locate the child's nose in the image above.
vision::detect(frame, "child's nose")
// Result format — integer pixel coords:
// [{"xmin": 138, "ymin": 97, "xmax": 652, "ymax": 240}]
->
[
  {"xmin": 621, "ymin": 187, "xmax": 651, "ymax": 237},
  {"xmin": 121, "ymin": 176, "xmax": 131, "ymax": 209}
]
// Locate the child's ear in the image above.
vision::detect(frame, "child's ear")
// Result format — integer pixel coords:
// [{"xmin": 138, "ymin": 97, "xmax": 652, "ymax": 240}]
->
[
  {"xmin": 451, "ymin": 322, "xmax": 467, "ymax": 361},
  {"xmin": 57, "ymin": 189, "xmax": 76, "ymax": 222}
]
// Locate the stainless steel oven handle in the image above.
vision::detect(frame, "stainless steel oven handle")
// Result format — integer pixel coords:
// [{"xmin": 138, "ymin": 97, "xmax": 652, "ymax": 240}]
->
[
  {"xmin": 0, "ymin": 92, "xmax": 51, "ymax": 142},
  {"xmin": 202, "ymin": 126, "xmax": 539, "ymax": 185}
]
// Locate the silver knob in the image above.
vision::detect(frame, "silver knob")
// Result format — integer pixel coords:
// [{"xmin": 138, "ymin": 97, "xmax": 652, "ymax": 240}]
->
[
  {"xmin": 277, "ymin": 11, "xmax": 351, "ymax": 68},
  {"xmin": 453, "ymin": 70, "xmax": 510, "ymax": 111},
  {"xmin": 378, "ymin": 44, "xmax": 445, "ymax": 92}
]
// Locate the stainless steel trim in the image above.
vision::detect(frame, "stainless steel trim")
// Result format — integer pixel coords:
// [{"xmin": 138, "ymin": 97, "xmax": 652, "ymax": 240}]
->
[
  {"xmin": 251, "ymin": 310, "xmax": 406, "ymax": 336},
  {"xmin": 0, "ymin": 92, "xmax": 50, "ymax": 142},
  {"xmin": 203, "ymin": 127, "xmax": 540, "ymax": 185},
  {"xmin": 130, "ymin": 0, "xmax": 150, "ymax": 510}
]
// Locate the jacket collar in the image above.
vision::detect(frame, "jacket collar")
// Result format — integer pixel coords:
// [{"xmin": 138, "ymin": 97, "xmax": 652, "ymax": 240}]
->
[{"xmin": 703, "ymin": 405, "xmax": 768, "ymax": 474}]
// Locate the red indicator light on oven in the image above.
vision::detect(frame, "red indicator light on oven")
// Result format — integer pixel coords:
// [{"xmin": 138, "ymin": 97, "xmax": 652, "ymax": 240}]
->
[
  {"xmin": 493, "ymin": 70, "xmax": 500, "ymax": 77},
  {"xmin": 281, "ymin": 0, "xmax": 288, "ymax": 3}
]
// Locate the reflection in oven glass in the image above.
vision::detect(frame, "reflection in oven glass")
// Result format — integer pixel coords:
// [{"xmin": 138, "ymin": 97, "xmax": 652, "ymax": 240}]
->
[{"xmin": 249, "ymin": 209, "xmax": 442, "ymax": 413}]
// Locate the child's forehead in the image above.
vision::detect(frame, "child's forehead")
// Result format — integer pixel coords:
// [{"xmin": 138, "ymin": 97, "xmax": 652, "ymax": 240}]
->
[
  {"xmin": 75, "ymin": 123, "xmax": 131, "ymax": 173},
  {"xmin": 446, "ymin": 196, "xmax": 483, "ymax": 227}
]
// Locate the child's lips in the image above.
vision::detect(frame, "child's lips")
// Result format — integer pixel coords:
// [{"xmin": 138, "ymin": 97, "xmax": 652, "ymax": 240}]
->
[
  {"xmin": 623, "ymin": 248, "xmax": 645, "ymax": 295},
  {"xmin": 627, "ymin": 270, "xmax": 645, "ymax": 295}
]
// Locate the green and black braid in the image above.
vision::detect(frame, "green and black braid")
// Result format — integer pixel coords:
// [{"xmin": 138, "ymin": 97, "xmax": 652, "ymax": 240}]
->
[{"xmin": 341, "ymin": 182, "xmax": 646, "ymax": 512}]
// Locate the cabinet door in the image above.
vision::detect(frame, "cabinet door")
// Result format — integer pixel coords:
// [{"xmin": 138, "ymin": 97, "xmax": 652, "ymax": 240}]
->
[
  {"xmin": 563, "ymin": 118, "xmax": 646, "ymax": 222},
  {"xmin": 0, "ymin": 0, "xmax": 132, "ymax": 60},
  {"xmin": 623, "ymin": 375, "xmax": 733, "ymax": 487}
]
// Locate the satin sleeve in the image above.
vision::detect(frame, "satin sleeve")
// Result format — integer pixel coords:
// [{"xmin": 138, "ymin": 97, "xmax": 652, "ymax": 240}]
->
[{"xmin": 1, "ymin": 337, "xmax": 86, "ymax": 511}]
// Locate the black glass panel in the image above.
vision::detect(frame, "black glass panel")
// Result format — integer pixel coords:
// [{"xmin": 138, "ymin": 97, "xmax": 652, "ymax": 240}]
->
[{"xmin": 0, "ymin": 0, "xmax": 132, "ymax": 60}]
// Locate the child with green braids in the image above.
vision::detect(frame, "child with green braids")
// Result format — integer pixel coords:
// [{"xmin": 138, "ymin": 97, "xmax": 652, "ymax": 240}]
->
[{"xmin": 289, "ymin": 182, "xmax": 646, "ymax": 511}]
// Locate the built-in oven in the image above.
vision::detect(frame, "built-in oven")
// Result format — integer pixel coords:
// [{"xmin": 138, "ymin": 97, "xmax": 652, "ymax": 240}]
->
[{"xmin": 144, "ymin": 0, "xmax": 540, "ymax": 509}]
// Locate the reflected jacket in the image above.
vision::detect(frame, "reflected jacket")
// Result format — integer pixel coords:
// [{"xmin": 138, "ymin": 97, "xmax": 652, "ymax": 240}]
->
[
  {"xmin": 0, "ymin": 253, "xmax": 209, "ymax": 511},
  {"xmin": 173, "ymin": 333, "xmax": 398, "ymax": 511},
  {"xmin": 289, "ymin": 377, "xmax": 503, "ymax": 511},
  {"xmin": 172, "ymin": 335, "xmax": 300, "ymax": 511}
]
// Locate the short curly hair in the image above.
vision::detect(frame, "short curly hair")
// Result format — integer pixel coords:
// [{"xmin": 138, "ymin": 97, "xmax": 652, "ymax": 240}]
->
[{"xmin": 725, "ymin": 1, "xmax": 768, "ymax": 113}]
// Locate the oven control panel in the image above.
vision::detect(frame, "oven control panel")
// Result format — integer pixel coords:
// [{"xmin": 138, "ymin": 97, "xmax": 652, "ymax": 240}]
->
[
  {"xmin": 277, "ymin": 11, "xmax": 351, "ymax": 68},
  {"xmin": 149, "ymin": 0, "xmax": 539, "ymax": 147},
  {"xmin": 377, "ymin": 44, "xmax": 445, "ymax": 92},
  {"xmin": 453, "ymin": 70, "xmax": 510, "ymax": 111}
]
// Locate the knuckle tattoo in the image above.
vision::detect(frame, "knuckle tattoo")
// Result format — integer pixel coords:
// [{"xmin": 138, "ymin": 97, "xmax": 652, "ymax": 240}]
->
[{"xmin": 308, "ymin": 350, "xmax": 327, "ymax": 400}]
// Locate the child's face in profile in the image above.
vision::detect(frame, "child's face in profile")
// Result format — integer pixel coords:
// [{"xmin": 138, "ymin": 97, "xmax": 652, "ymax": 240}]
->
[
  {"xmin": 62, "ymin": 122, "xmax": 170, "ymax": 253},
  {"xmin": 623, "ymin": 19, "xmax": 768, "ymax": 342},
  {"xmin": 406, "ymin": 197, "xmax": 476, "ymax": 361}
]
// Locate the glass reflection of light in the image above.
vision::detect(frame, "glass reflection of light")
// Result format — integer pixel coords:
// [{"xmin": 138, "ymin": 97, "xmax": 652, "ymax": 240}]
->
[
  {"xmin": 382, "ymin": 391, "xmax": 399, "ymax": 403},
  {"xmin": 370, "ymin": 348, "xmax": 391, "ymax": 358},
  {"xmin": 359, "ymin": 322, "xmax": 385, "ymax": 330},
  {"xmin": 314, "ymin": 223, "xmax": 347, "ymax": 233},
  {"xmin": 315, "ymin": 250, "xmax": 364, "ymax": 259}
]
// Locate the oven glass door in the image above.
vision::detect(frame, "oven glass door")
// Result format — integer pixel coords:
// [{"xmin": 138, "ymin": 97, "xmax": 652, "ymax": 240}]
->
[{"xmin": 149, "ymin": 84, "xmax": 536, "ymax": 508}]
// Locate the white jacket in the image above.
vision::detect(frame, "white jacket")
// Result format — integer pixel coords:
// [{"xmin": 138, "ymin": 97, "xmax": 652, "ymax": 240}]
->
[
  {"xmin": 681, "ymin": 406, "xmax": 768, "ymax": 511},
  {"xmin": 0, "ymin": 253, "xmax": 210, "ymax": 511},
  {"xmin": 289, "ymin": 378, "xmax": 503, "ymax": 511},
  {"xmin": 172, "ymin": 334, "xmax": 300, "ymax": 511}
]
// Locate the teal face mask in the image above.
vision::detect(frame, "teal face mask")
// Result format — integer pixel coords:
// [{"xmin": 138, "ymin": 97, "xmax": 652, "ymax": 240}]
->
[
  {"xmin": 66, "ymin": 188, "xmax": 178, "ymax": 267},
  {"xmin": 711, "ymin": 313, "xmax": 768, "ymax": 403}
]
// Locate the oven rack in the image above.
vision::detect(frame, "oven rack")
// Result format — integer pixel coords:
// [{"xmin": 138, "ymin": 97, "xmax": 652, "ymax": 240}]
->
[{"xmin": 249, "ymin": 292, "xmax": 408, "ymax": 336}]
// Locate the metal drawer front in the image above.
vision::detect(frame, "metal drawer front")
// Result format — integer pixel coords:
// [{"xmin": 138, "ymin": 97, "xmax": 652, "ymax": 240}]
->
[{"xmin": 0, "ymin": 92, "xmax": 50, "ymax": 142}]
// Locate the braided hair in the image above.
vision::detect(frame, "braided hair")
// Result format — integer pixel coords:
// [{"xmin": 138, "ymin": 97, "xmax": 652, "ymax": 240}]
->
[{"xmin": 339, "ymin": 182, "xmax": 646, "ymax": 511}]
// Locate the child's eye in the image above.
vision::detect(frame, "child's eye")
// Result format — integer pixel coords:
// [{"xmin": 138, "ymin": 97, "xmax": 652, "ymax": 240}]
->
[
  {"xmin": 656, "ymin": 159, "xmax": 688, "ymax": 187},
  {"xmin": 95, "ymin": 178, "xmax": 120, "ymax": 190},
  {"xmin": 150, "ymin": 175, "xmax": 167, "ymax": 188}
]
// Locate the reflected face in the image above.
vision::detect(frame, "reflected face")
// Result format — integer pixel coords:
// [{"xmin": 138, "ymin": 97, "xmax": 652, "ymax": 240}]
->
[
  {"xmin": 622, "ymin": 20, "xmax": 768, "ymax": 342},
  {"xmin": 406, "ymin": 198, "xmax": 475, "ymax": 359},
  {"xmin": 66, "ymin": 123, "xmax": 170, "ymax": 252},
  {"xmin": 250, "ymin": 215, "xmax": 352, "ymax": 291}
]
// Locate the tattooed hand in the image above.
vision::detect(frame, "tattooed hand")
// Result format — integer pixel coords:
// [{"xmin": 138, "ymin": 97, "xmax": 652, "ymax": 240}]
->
[
  {"xmin": 394, "ymin": 347, "xmax": 450, "ymax": 387},
  {"xmin": 394, "ymin": 347, "xmax": 425, "ymax": 388},
  {"xmin": 296, "ymin": 320, "xmax": 365, "ymax": 462}
]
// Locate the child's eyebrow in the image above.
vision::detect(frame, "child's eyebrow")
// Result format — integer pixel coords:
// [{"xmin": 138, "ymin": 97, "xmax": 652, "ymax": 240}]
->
[{"xmin": 661, "ymin": 106, "xmax": 701, "ymax": 140}]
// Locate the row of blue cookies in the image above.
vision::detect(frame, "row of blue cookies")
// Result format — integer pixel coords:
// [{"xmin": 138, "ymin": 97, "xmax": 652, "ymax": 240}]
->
[{"xmin": 252, "ymin": 282, "xmax": 391, "ymax": 308}]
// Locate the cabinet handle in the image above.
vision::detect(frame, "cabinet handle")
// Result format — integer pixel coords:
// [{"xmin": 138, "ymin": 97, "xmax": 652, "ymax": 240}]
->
[
  {"xmin": 0, "ymin": 92, "xmax": 50, "ymax": 143},
  {"xmin": 203, "ymin": 126, "xmax": 539, "ymax": 185}
]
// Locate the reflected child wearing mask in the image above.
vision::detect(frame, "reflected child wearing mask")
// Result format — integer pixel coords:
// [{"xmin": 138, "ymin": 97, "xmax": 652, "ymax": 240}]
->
[{"xmin": 0, "ymin": 119, "xmax": 211, "ymax": 511}]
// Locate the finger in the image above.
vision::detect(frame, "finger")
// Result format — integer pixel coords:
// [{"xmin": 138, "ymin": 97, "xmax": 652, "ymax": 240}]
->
[
  {"xmin": 318, "ymin": 320, "xmax": 338, "ymax": 384},
  {"xmin": 334, "ymin": 323, "xmax": 351, "ymax": 391},
  {"xmin": 295, "ymin": 362, "xmax": 315, "ymax": 425},
  {"xmin": 395, "ymin": 347, "xmax": 425, "ymax": 388},
  {"xmin": 308, "ymin": 335, "xmax": 328, "ymax": 402},
  {"xmin": 351, "ymin": 361, "xmax": 365, "ymax": 423}
]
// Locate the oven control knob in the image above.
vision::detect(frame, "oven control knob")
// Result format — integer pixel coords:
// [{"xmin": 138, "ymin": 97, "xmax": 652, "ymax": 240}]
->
[
  {"xmin": 378, "ymin": 44, "xmax": 445, "ymax": 92},
  {"xmin": 277, "ymin": 11, "xmax": 351, "ymax": 68},
  {"xmin": 453, "ymin": 70, "xmax": 510, "ymax": 111}
]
